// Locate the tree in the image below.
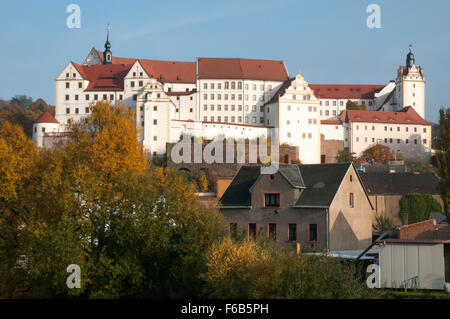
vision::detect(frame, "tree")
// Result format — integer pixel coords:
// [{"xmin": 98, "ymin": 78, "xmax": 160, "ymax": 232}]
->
[
  {"xmin": 0, "ymin": 122, "xmax": 40, "ymax": 297},
  {"xmin": 404, "ymin": 156, "xmax": 435, "ymax": 173},
  {"xmin": 346, "ymin": 100, "xmax": 367, "ymax": 111},
  {"xmin": 399, "ymin": 194, "xmax": 442, "ymax": 224},
  {"xmin": 0, "ymin": 101, "xmax": 226, "ymax": 298},
  {"xmin": 435, "ymin": 108, "xmax": 450, "ymax": 221},
  {"xmin": 202, "ymin": 237, "xmax": 376, "ymax": 299},
  {"xmin": 336, "ymin": 149, "xmax": 356, "ymax": 163},
  {"xmin": 357, "ymin": 144, "xmax": 394, "ymax": 165}
]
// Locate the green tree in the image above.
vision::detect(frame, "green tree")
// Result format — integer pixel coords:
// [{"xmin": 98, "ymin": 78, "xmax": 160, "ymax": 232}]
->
[
  {"xmin": 399, "ymin": 194, "xmax": 442, "ymax": 224},
  {"xmin": 336, "ymin": 149, "xmax": 356, "ymax": 163},
  {"xmin": 404, "ymin": 156, "xmax": 435, "ymax": 173},
  {"xmin": 435, "ymin": 108, "xmax": 449, "ymax": 221}
]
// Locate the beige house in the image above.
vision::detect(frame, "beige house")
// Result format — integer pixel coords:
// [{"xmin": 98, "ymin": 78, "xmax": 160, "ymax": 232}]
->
[{"xmin": 219, "ymin": 162, "xmax": 373, "ymax": 251}]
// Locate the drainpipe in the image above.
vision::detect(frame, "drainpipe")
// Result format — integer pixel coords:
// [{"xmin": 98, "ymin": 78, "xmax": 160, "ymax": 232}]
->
[{"xmin": 326, "ymin": 208, "xmax": 329, "ymax": 252}]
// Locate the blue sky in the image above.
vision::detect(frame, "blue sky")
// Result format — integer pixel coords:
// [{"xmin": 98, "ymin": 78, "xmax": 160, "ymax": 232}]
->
[{"xmin": 0, "ymin": 0, "xmax": 449, "ymax": 122}]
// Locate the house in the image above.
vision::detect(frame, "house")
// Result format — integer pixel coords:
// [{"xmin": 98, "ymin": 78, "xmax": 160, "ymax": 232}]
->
[
  {"xmin": 219, "ymin": 162, "xmax": 373, "ymax": 251},
  {"xmin": 359, "ymin": 172, "xmax": 443, "ymax": 226}
]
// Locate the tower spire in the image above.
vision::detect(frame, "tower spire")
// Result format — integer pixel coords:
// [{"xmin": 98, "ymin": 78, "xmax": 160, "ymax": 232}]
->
[
  {"xmin": 406, "ymin": 44, "xmax": 415, "ymax": 68},
  {"xmin": 103, "ymin": 23, "xmax": 112, "ymax": 64}
]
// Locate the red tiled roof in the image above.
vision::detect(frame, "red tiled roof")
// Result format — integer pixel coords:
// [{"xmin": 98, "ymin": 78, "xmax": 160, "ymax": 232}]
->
[
  {"xmin": 95, "ymin": 49, "xmax": 137, "ymax": 64},
  {"xmin": 320, "ymin": 120, "xmax": 341, "ymax": 125},
  {"xmin": 309, "ymin": 84, "xmax": 385, "ymax": 99},
  {"xmin": 35, "ymin": 111, "xmax": 59, "ymax": 124},
  {"xmin": 139, "ymin": 60, "xmax": 196, "ymax": 84},
  {"xmin": 72, "ymin": 62, "xmax": 133, "ymax": 91},
  {"xmin": 340, "ymin": 106, "xmax": 430, "ymax": 125},
  {"xmin": 197, "ymin": 57, "xmax": 289, "ymax": 81}
]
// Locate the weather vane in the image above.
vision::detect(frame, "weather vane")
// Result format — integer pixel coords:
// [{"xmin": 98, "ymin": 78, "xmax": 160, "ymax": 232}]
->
[{"xmin": 409, "ymin": 44, "xmax": 412, "ymax": 52}]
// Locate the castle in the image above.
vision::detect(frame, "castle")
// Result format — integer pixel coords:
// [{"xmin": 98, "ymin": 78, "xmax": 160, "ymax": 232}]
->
[{"xmin": 33, "ymin": 32, "xmax": 431, "ymax": 164}]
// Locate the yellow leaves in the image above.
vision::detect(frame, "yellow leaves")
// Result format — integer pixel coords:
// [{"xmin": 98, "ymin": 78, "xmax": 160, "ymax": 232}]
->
[
  {"xmin": 0, "ymin": 122, "xmax": 39, "ymax": 202},
  {"xmin": 66, "ymin": 101, "xmax": 147, "ymax": 182}
]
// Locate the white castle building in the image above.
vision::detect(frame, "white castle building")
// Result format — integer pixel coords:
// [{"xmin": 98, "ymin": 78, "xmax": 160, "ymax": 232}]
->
[{"xmin": 33, "ymin": 33, "xmax": 431, "ymax": 164}]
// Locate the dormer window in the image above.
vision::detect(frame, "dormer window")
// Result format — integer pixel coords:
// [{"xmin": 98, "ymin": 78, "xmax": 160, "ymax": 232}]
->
[{"xmin": 264, "ymin": 193, "xmax": 280, "ymax": 207}]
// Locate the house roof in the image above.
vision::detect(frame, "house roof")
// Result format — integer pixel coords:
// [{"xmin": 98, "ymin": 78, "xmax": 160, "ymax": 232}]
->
[
  {"xmin": 359, "ymin": 172, "xmax": 440, "ymax": 195},
  {"xmin": 35, "ymin": 111, "xmax": 59, "ymax": 124},
  {"xmin": 220, "ymin": 162, "xmax": 354, "ymax": 208},
  {"xmin": 429, "ymin": 212, "xmax": 448, "ymax": 224},
  {"xmin": 95, "ymin": 49, "xmax": 137, "ymax": 64},
  {"xmin": 340, "ymin": 106, "xmax": 430, "ymax": 125},
  {"xmin": 139, "ymin": 59, "xmax": 196, "ymax": 84},
  {"xmin": 295, "ymin": 162, "xmax": 351, "ymax": 207},
  {"xmin": 278, "ymin": 164, "xmax": 305, "ymax": 188},
  {"xmin": 320, "ymin": 120, "xmax": 341, "ymax": 125},
  {"xmin": 197, "ymin": 57, "xmax": 289, "ymax": 81},
  {"xmin": 94, "ymin": 49, "xmax": 196, "ymax": 84},
  {"xmin": 72, "ymin": 62, "xmax": 133, "ymax": 91},
  {"xmin": 219, "ymin": 166, "xmax": 260, "ymax": 207},
  {"xmin": 309, "ymin": 84, "xmax": 385, "ymax": 99}
]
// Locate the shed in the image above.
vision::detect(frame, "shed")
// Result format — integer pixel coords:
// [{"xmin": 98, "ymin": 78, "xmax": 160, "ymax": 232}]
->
[{"xmin": 377, "ymin": 239, "xmax": 450, "ymax": 290}]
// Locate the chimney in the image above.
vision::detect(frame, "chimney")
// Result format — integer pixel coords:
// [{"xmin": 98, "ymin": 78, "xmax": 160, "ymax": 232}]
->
[{"xmin": 403, "ymin": 213, "xmax": 408, "ymax": 225}]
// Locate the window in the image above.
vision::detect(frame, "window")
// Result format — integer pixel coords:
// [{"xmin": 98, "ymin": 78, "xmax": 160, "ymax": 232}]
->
[
  {"xmin": 103, "ymin": 94, "xmax": 107, "ymax": 100},
  {"xmin": 153, "ymin": 106, "xmax": 157, "ymax": 111},
  {"xmin": 264, "ymin": 193, "xmax": 280, "ymax": 207},
  {"xmin": 153, "ymin": 119, "xmax": 157, "ymax": 125},
  {"xmin": 131, "ymin": 81, "xmax": 135, "ymax": 87},
  {"xmin": 75, "ymin": 95, "xmax": 79, "ymax": 101},
  {"xmin": 65, "ymin": 82, "xmax": 70, "ymax": 89},
  {"xmin": 75, "ymin": 108, "xmax": 79, "ymax": 114},
  {"xmin": 225, "ymin": 82, "xmax": 229, "ymax": 89},
  {"xmin": 288, "ymin": 224, "xmax": 297, "ymax": 241},
  {"xmin": 66, "ymin": 108, "xmax": 70, "ymax": 114},
  {"xmin": 423, "ymin": 139, "xmax": 427, "ymax": 144},
  {"xmin": 94, "ymin": 94, "xmax": 98, "ymax": 100},
  {"xmin": 203, "ymin": 83, "xmax": 207, "ymax": 89},
  {"xmin": 203, "ymin": 105, "xmax": 207, "ymax": 111},
  {"xmin": 231, "ymin": 82, "xmax": 235, "ymax": 90},
  {"xmin": 210, "ymin": 116, "xmax": 214, "ymax": 122},
  {"xmin": 349, "ymin": 193, "xmax": 354, "ymax": 208},
  {"xmin": 65, "ymin": 95, "xmax": 69, "ymax": 101},
  {"xmin": 139, "ymin": 81, "xmax": 143, "ymax": 87},
  {"xmin": 85, "ymin": 107, "xmax": 89, "ymax": 113},
  {"xmin": 248, "ymin": 223, "xmax": 256, "ymax": 238},
  {"xmin": 85, "ymin": 94, "xmax": 89, "ymax": 101},
  {"xmin": 210, "ymin": 83, "xmax": 214, "ymax": 90},
  {"xmin": 42, "ymin": 127, "xmax": 45, "ymax": 133},
  {"xmin": 268, "ymin": 223, "xmax": 276, "ymax": 240},
  {"xmin": 153, "ymin": 136, "xmax": 157, "ymax": 141},
  {"xmin": 308, "ymin": 224, "xmax": 318, "ymax": 242},
  {"xmin": 229, "ymin": 223, "xmax": 237, "ymax": 238},
  {"xmin": 423, "ymin": 128, "xmax": 427, "ymax": 133},
  {"xmin": 133, "ymin": 94, "xmax": 137, "ymax": 101},
  {"xmin": 350, "ymin": 175, "xmax": 353, "ymax": 182},
  {"xmin": 238, "ymin": 82, "xmax": 242, "ymax": 90}
]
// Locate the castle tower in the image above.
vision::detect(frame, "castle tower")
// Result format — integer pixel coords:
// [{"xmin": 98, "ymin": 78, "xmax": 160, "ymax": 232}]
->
[
  {"xmin": 395, "ymin": 46, "xmax": 425, "ymax": 118},
  {"xmin": 32, "ymin": 112, "xmax": 60, "ymax": 148},
  {"xmin": 103, "ymin": 24, "xmax": 112, "ymax": 64}
]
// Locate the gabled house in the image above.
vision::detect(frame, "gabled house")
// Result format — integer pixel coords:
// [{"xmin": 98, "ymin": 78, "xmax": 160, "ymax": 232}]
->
[{"xmin": 219, "ymin": 162, "xmax": 373, "ymax": 251}]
